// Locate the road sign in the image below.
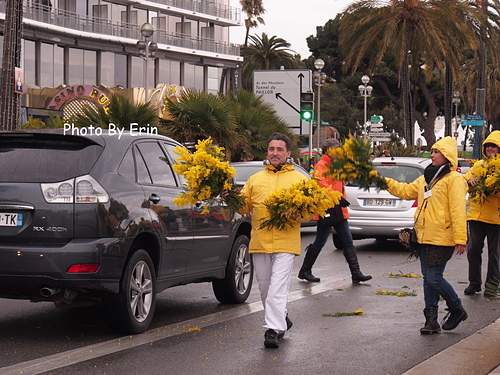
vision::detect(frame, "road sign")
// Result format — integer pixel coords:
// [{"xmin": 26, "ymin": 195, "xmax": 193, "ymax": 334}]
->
[
  {"xmin": 462, "ymin": 120, "xmax": 484, "ymax": 127},
  {"xmin": 253, "ymin": 70, "xmax": 313, "ymax": 134},
  {"xmin": 371, "ymin": 137, "xmax": 391, "ymax": 142},
  {"xmin": 369, "ymin": 132, "xmax": 392, "ymax": 137},
  {"xmin": 370, "ymin": 116, "xmax": 381, "ymax": 123},
  {"xmin": 461, "ymin": 114, "xmax": 484, "ymax": 120},
  {"xmin": 370, "ymin": 123, "xmax": 383, "ymax": 129}
]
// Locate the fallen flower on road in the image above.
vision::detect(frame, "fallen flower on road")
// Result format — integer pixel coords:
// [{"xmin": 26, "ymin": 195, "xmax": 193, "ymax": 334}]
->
[
  {"xmin": 323, "ymin": 309, "xmax": 365, "ymax": 317},
  {"xmin": 375, "ymin": 290, "xmax": 417, "ymax": 297}
]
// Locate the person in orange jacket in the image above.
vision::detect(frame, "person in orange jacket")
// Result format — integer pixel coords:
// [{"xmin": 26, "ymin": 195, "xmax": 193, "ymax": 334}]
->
[{"xmin": 298, "ymin": 138, "xmax": 372, "ymax": 284}]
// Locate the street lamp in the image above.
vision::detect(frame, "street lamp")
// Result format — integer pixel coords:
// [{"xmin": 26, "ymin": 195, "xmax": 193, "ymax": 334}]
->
[
  {"xmin": 452, "ymin": 90, "xmax": 461, "ymax": 132},
  {"xmin": 358, "ymin": 75, "xmax": 373, "ymax": 136},
  {"xmin": 313, "ymin": 59, "xmax": 327, "ymax": 153},
  {"xmin": 136, "ymin": 22, "xmax": 158, "ymax": 103}
]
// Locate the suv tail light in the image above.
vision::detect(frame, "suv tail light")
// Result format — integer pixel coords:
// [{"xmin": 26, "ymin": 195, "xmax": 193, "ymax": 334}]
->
[
  {"xmin": 41, "ymin": 175, "xmax": 109, "ymax": 204},
  {"xmin": 412, "ymin": 200, "xmax": 419, "ymax": 208}
]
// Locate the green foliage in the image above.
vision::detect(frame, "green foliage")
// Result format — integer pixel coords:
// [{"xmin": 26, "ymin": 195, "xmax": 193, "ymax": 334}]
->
[
  {"xmin": 160, "ymin": 88, "xmax": 240, "ymax": 151},
  {"xmin": 227, "ymin": 89, "xmax": 298, "ymax": 161},
  {"xmin": 22, "ymin": 113, "xmax": 65, "ymax": 129},
  {"xmin": 241, "ymin": 33, "xmax": 298, "ymax": 90},
  {"xmin": 70, "ymin": 93, "xmax": 157, "ymax": 130}
]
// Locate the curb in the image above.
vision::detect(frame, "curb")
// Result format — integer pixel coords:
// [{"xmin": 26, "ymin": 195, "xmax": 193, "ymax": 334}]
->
[{"xmin": 403, "ymin": 317, "xmax": 500, "ymax": 375}]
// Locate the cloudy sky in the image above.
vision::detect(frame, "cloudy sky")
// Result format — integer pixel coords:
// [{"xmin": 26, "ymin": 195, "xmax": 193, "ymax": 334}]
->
[{"xmin": 229, "ymin": 0, "xmax": 354, "ymax": 57}]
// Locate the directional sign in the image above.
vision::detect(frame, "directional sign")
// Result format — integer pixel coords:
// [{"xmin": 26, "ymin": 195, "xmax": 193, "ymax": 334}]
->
[
  {"xmin": 370, "ymin": 116, "xmax": 382, "ymax": 123},
  {"xmin": 253, "ymin": 70, "xmax": 313, "ymax": 135},
  {"xmin": 461, "ymin": 120, "xmax": 484, "ymax": 127},
  {"xmin": 369, "ymin": 132, "xmax": 392, "ymax": 137},
  {"xmin": 371, "ymin": 137, "xmax": 391, "ymax": 142},
  {"xmin": 461, "ymin": 114, "xmax": 484, "ymax": 120}
]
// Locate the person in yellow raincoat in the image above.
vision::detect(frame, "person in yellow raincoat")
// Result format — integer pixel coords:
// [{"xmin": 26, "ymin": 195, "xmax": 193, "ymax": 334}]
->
[
  {"xmin": 239, "ymin": 133, "xmax": 309, "ymax": 348},
  {"xmin": 463, "ymin": 130, "xmax": 500, "ymax": 297},
  {"xmin": 384, "ymin": 137, "xmax": 468, "ymax": 334}
]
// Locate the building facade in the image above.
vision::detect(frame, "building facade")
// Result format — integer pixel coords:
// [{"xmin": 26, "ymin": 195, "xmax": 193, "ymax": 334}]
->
[{"xmin": 0, "ymin": 0, "xmax": 243, "ymax": 123}]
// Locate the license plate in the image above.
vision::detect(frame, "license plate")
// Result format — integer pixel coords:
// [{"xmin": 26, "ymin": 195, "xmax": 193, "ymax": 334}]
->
[
  {"xmin": 0, "ymin": 213, "xmax": 23, "ymax": 227},
  {"xmin": 363, "ymin": 198, "xmax": 396, "ymax": 207}
]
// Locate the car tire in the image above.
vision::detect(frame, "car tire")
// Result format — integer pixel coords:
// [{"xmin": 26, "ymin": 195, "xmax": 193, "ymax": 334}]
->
[
  {"xmin": 104, "ymin": 249, "xmax": 157, "ymax": 334},
  {"xmin": 212, "ymin": 234, "xmax": 253, "ymax": 304}
]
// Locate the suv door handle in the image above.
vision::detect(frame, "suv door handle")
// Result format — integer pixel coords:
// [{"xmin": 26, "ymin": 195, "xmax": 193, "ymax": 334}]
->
[{"xmin": 149, "ymin": 194, "xmax": 161, "ymax": 204}]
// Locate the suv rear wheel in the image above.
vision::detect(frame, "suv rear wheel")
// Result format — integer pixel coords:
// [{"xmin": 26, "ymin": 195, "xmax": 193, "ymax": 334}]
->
[
  {"xmin": 213, "ymin": 234, "xmax": 252, "ymax": 304},
  {"xmin": 104, "ymin": 249, "xmax": 157, "ymax": 334}
]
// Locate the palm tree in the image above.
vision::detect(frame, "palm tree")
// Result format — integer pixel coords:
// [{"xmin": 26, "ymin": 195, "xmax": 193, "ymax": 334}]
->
[
  {"xmin": 339, "ymin": 0, "xmax": 480, "ymax": 145},
  {"xmin": 227, "ymin": 89, "xmax": 297, "ymax": 161},
  {"xmin": 241, "ymin": 33, "xmax": 298, "ymax": 90},
  {"xmin": 71, "ymin": 93, "xmax": 158, "ymax": 130},
  {"xmin": 240, "ymin": 0, "xmax": 266, "ymax": 47},
  {"xmin": 0, "ymin": 0, "xmax": 23, "ymax": 130},
  {"xmin": 160, "ymin": 89, "xmax": 242, "ymax": 150}
]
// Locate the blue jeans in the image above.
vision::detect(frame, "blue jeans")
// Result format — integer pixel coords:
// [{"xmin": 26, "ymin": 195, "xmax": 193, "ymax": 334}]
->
[
  {"xmin": 312, "ymin": 219, "xmax": 353, "ymax": 250},
  {"xmin": 419, "ymin": 244, "xmax": 460, "ymax": 309}
]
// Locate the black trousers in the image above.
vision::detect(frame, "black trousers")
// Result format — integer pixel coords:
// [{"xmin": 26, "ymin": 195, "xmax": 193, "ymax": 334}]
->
[{"xmin": 467, "ymin": 220, "xmax": 500, "ymax": 287}]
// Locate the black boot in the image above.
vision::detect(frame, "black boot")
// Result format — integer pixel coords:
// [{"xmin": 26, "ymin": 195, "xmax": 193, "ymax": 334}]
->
[
  {"xmin": 420, "ymin": 307, "xmax": 441, "ymax": 334},
  {"xmin": 442, "ymin": 302, "xmax": 468, "ymax": 330},
  {"xmin": 343, "ymin": 246, "xmax": 372, "ymax": 283},
  {"xmin": 298, "ymin": 245, "xmax": 321, "ymax": 282}
]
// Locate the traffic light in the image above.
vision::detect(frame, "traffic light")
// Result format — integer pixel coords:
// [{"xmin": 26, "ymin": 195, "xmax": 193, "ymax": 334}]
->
[{"xmin": 300, "ymin": 92, "xmax": 314, "ymax": 121}]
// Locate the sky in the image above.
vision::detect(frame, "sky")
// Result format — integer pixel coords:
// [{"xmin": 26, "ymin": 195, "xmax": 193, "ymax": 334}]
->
[{"xmin": 229, "ymin": 0, "xmax": 354, "ymax": 57}]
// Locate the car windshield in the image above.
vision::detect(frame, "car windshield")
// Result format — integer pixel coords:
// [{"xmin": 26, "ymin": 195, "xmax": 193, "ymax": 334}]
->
[{"xmin": 347, "ymin": 165, "xmax": 422, "ymax": 186}]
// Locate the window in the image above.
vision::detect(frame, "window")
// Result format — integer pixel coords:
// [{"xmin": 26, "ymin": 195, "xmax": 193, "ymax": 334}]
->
[
  {"xmin": 114, "ymin": 54, "xmax": 127, "ymax": 87},
  {"xmin": 23, "ymin": 40, "xmax": 36, "ymax": 86},
  {"xmin": 135, "ymin": 142, "xmax": 176, "ymax": 186},
  {"xmin": 68, "ymin": 48, "xmax": 84, "ymax": 85},
  {"xmin": 83, "ymin": 50, "xmax": 97, "ymax": 85},
  {"xmin": 100, "ymin": 52, "xmax": 115, "ymax": 87},
  {"xmin": 207, "ymin": 67, "xmax": 219, "ymax": 93}
]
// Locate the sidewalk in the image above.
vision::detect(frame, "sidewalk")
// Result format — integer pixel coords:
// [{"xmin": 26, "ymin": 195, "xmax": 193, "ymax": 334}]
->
[{"xmin": 403, "ymin": 317, "xmax": 500, "ymax": 375}]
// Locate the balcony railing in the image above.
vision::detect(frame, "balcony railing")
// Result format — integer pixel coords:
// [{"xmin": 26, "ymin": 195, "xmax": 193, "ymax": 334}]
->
[
  {"xmin": 144, "ymin": 0, "xmax": 241, "ymax": 24},
  {"xmin": 0, "ymin": 2, "xmax": 241, "ymax": 57}
]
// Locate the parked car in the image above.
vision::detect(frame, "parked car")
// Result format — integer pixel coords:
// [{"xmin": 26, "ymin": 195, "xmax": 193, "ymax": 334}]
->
[
  {"xmin": 344, "ymin": 157, "xmax": 432, "ymax": 242},
  {"xmin": 230, "ymin": 160, "xmax": 316, "ymax": 227},
  {"xmin": 456, "ymin": 158, "xmax": 472, "ymax": 175},
  {"xmin": 0, "ymin": 129, "xmax": 253, "ymax": 334}
]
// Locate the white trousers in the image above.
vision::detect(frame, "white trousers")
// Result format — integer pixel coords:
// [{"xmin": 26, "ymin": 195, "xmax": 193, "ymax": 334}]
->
[{"xmin": 252, "ymin": 252, "xmax": 295, "ymax": 332}]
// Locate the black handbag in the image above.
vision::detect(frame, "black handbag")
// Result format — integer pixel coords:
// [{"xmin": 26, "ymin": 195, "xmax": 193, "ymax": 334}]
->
[{"xmin": 318, "ymin": 198, "xmax": 350, "ymax": 227}]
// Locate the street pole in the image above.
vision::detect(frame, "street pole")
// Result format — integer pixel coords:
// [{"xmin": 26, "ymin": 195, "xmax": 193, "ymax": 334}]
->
[
  {"xmin": 313, "ymin": 59, "xmax": 326, "ymax": 153},
  {"xmin": 136, "ymin": 23, "xmax": 157, "ymax": 104},
  {"xmin": 358, "ymin": 75, "xmax": 372, "ymax": 138}
]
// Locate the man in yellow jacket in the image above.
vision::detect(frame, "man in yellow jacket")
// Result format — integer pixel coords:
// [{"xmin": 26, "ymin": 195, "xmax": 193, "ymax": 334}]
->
[
  {"xmin": 384, "ymin": 137, "xmax": 468, "ymax": 334},
  {"xmin": 463, "ymin": 130, "xmax": 500, "ymax": 297},
  {"xmin": 239, "ymin": 133, "xmax": 309, "ymax": 348}
]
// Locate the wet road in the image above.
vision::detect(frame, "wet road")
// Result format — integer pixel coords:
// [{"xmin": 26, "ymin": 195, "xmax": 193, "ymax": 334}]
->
[{"xmin": 0, "ymin": 229, "xmax": 499, "ymax": 375}]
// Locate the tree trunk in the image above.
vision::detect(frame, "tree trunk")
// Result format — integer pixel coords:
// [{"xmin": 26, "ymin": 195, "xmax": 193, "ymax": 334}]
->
[
  {"xmin": 0, "ymin": 0, "xmax": 24, "ymax": 131},
  {"xmin": 444, "ymin": 63, "xmax": 453, "ymax": 137},
  {"xmin": 401, "ymin": 51, "xmax": 413, "ymax": 145}
]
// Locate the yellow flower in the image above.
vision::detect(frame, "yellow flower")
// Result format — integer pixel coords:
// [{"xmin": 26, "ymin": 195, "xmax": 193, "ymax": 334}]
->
[
  {"xmin": 326, "ymin": 136, "xmax": 388, "ymax": 191},
  {"xmin": 172, "ymin": 138, "xmax": 244, "ymax": 212},
  {"xmin": 259, "ymin": 179, "xmax": 342, "ymax": 230},
  {"xmin": 469, "ymin": 154, "xmax": 500, "ymax": 203}
]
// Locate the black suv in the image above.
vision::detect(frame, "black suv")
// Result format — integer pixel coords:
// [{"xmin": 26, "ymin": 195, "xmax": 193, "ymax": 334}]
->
[{"xmin": 0, "ymin": 130, "xmax": 253, "ymax": 333}]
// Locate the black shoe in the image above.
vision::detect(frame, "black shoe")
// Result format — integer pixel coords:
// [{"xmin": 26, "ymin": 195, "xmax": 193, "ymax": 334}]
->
[
  {"xmin": 264, "ymin": 329, "xmax": 279, "ymax": 348},
  {"xmin": 351, "ymin": 271, "xmax": 372, "ymax": 283},
  {"xmin": 277, "ymin": 316, "xmax": 293, "ymax": 339},
  {"xmin": 420, "ymin": 307, "xmax": 441, "ymax": 334},
  {"xmin": 464, "ymin": 285, "xmax": 481, "ymax": 295},
  {"xmin": 298, "ymin": 269, "xmax": 320, "ymax": 282},
  {"xmin": 442, "ymin": 302, "xmax": 468, "ymax": 331}
]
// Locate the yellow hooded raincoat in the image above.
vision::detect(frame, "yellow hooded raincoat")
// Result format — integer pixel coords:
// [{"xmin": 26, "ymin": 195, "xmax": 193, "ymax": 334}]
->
[
  {"xmin": 239, "ymin": 163, "xmax": 309, "ymax": 256},
  {"xmin": 464, "ymin": 130, "xmax": 500, "ymax": 225},
  {"xmin": 385, "ymin": 137, "xmax": 468, "ymax": 247}
]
